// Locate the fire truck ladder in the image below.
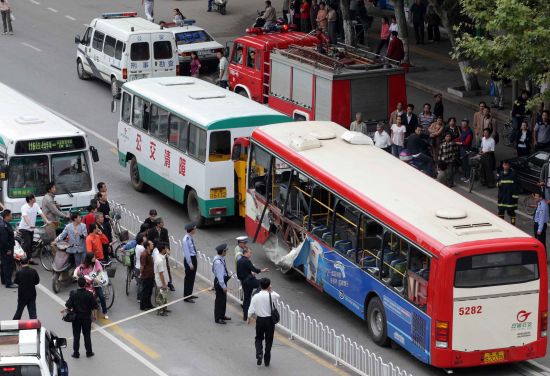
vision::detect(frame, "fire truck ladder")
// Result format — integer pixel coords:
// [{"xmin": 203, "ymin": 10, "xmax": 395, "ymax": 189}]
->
[
  {"xmin": 263, "ymin": 60, "xmax": 270, "ymax": 104},
  {"xmin": 335, "ymin": 42, "xmax": 401, "ymax": 66},
  {"xmin": 277, "ymin": 46, "xmax": 346, "ymax": 73}
]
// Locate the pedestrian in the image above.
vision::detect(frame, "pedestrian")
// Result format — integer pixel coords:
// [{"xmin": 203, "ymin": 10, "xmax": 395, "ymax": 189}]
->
[
  {"xmin": 82, "ymin": 199, "xmax": 98, "ymax": 234},
  {"xmin": 142, "ymin": 0, "xmax": 154, "ymax": 22},
  {"xmin": 410, "ymin": 0, "xmax": 426, "ymax": 44},
  {"xmin": 457, "ymin": 119, "xmax": 474, "ymax": 183},
  {"xmin": 433, "ymin": 93, "xmax": 444, "ymax": 119},
  {"xmin": 96, "ymin": 190, "xmax": 112, "ymax": 244},
  {"xmin": 139, "ymin": 240, "xmax": 155, "ymax": 311},
  {"xmin": 389, "ymin": 15, "xmax": 398, "ymax": 34},
  {"xmin": 212, "ymin": 243, "xmax": 231, "ymax": 324},
  {"xmin": 428, "ymin": 116, "xmax": 444, "ymax": 161},
  {"xmin": 516, "ymin": 120, "xmax": 532, "ymax": 156},
  {"xmin": 438, "ymin": 133, "xmax": 459, "ymax": 187},
  {"xmin": 534, "ymin": 110, "xmax": 550, "ymax": 151},
  {"xmin": 496, "ymin": 160, "xmax": 519, "ymax": 226},
  {"xmin": 291, "ymin": 0, "xmax": 302, "ymax": 30},
  {"xmin": 350, "ymin": 112, "xmax": 367, "ymax": 134},
  {"xmin": 327, "ymin": 4, "xmax": 337, "ymax": 45},
  {"xmin": 173, "ymin": 8, "xmax": 185, "ymax": 26},
  {"xmin": 511, "ymin": 90, "xmax": 530, "ymax": 143},
  {"xmin": 418, "ymin": 103, "xmax": 435, "ymax": 135},
  {"xmin": 92, "ymin": 213, "xmax": 110, "ymax": 262},
  {"xmin": 472, "ymin": 101, "xmax": 486, "ymax": 147},
  {"xmin": 140, "ymin": 209, "xmax": 157, "ymax": 234},
  {"xmin": 390, "ymin": 115, "xmax": 406, "ymax": 157},
  {"xmin": 533, "ymin": 191, "xmax": 549, "ymax": 255},
  {"xmin": 0, "ymin": 0, "xmax": 13, "ymax": 35},
  {"xmin": 154, "ymin": 243, "xmax": 170, "ymax": 316},
  {"xmin": 247, "ymin": 278, "xmax": 279, "ymax": 367},
  {"xmin": 310, "ymin": 0, "xmax": 319, "ymax": 30},
  {"xmin": 237, "ymin": 248, "xmax": 268, "ymax": 321},
  {"xmin": 388, "ymin": 102, "xmax": 404, "ymax": 126},
  {"xmin": 54, "ymin": 212, "xmax": 88, "ymax": 267},
  {"xmin": 12, "ymin": 258, "xmax": 39, "ymax": 320},
  {"xmin": 147, "ymin": 217, "xmax": 174, "ymax": 291},
  {"xmin": 315, "ymin": 2, "xmax": 328, "ymax": 32},
  {"xmin": 216, "ymin": 51, "xmax": 229, "ymax": 89},
  {"xmin": 300, "ymin": 0, "xmax": 311, "ymax": 33},
  {"xmin": 443, "ymin": 117, "xmax": 461, "ymax": 141},
  {"xmin": 261, "ymin": 1, "xmax": 277, "ymax": 28},
  {"xmin": 0, "ymin": 210, "xmax": 16, "ymax": 288},
  {"xmin": 481, "ymin": 107, "xmax": 499, "ymax": 144},
  {"xmin": 42, "ymin": 182, "xmax": 70, "ymax": 241},
  {"xmin": 65, "ymin": 276, "xmax": 98, "ymax": 359},
  {"xmin": 386, "ymin": 31, "xmax": 404, "ymax": 62},
  {"xmin": 282, "ymin": 0, "xmax": 290, "ymax": 24},
  {"xmin": 490, "ymin": 70, "xmax": 504, "ymax": 110},
  {"xmin": 190, "ymin": 52, "xmax": 202, "ymax": 77},
  {"xmin": 19, "ymin": 193, "xmax": 51, "ymax": 265},
  {"xmin": 182, "ymin": 222, "xmax": 199, "ymax": 302},
  {"xmin": 74, "ymin": 253, "xmax": 108, "ymax": 319},
  {"xmin": 234, "ymin": 235, "xmax": 248, "ymax": 268},
  {"xmin": 479, "ymin": 128, "xmax": 496, "ymax": 188},
  {"xmin": 403, "ymin": 104, "xmax": 418, "ymax": 137},
  {"xmin": 539, "ymin": 157, "xmax": 550, "ymax": 200},
  {"xmin": 86, "ymin": 223, "xmax": 109, "ymax": 262},
  {"xmin": 425, "ymin": 4, "xmax": 440, "ymax": 43},
  {"xmin": 373, "ymin": 122, "xmax": 392, "ymax": 153},
  {"xmin": 375, "ymin": 16, "xmax": 390, "ymax": 55},
  {"xmin": 133, "ymin": 233, "xmax": 146, "ymax": 303}
]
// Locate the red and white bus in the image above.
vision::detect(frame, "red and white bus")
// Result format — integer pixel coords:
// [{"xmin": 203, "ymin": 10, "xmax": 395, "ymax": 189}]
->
[{"xmin": 242, "ymin": 120, "xmax": 547, "ymax": 368}]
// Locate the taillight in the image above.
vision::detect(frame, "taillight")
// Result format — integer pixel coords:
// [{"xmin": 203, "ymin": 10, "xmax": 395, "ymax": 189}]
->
[
  {"xmin": 179, "ymin": 52, "xmax": 191, "ymax": 57},
  {"xmin": 541, "ymin": 311, "xmax": 548, "ymax": 337},
  {"xmin": 3, "ymin": 367, "xmax": 16, "ymax": 372},
  {"xmin": 122, "ymin": 68, "xmax": 127, "ymax": 80},
  {"xmin": 435, "ymin": 321, "xmax": 449, "ymax": 348},
  {"xmin": 209, "ymin": 207, "xmax": 227, "ymax": 216}
]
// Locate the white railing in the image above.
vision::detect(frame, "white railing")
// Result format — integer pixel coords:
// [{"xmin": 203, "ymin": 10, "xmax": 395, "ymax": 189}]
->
[{"xmin": 110, "ymin": 201, "xmax": 412, "ymax": 376}]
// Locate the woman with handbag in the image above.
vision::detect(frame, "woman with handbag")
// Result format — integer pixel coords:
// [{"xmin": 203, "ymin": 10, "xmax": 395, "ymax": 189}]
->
[
  {"xmin": 74, "ymin": 253, "xmax": 109, "ymax": 319},
  {"xmin": 247, "ymin": 278, "xmax": 280, "ymax": 367},
  {"xmin": 54, "ymin": 212, "xmax": 88, "ymax": 267},
  {"xmin": 0, "ymin": 0, "xmax": 13, "ymax": 35}
]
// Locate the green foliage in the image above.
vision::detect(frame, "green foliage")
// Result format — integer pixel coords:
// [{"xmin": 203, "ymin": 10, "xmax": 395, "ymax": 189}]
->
[{"xmin": 453, "ymin": 0, "xmax": 550, "ymax": 101}]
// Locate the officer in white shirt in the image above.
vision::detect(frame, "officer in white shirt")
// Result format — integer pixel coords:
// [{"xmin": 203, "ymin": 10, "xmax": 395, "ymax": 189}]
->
[
  {"xmin": 373, "ymin": 122, "xmax": 392, "ymax": 153},
  {"xmin": 19, "ymin": 193, "xmax": 50, "ymax": 265},
  {"xmin": 248, "ymin": 278, "xmax": 280, "ymax": 367}
]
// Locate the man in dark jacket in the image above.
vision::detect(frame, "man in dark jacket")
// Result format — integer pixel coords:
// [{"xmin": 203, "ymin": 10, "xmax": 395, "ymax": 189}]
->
[
  {"xmin": 147, "ymin": 217, "xmax": 174, "ymax": 291},
  {"xmin": 497, "ymin": 160, "xmax": 519, "ymax": 225},
  {"xmin": 406, "ymin": 125, "xmax": 431, "ymax": 156},
  {"xmin": 139, "ymin": 209, "xmax": 157, "ymax": 234},
  {"xmin": 386, "ymin": 31, "xmax": 404, "ymax": 62},
  {"xmin": 66, "ymin": 277, "xmax": 98, "ymax": 358},
  {"xmin": 403, "ymin": 104, "xmax": 419, "ymax": 137},
  {"xmin": 237, "ymin": 248, "xmax": 268, "ymax": 321},
  {"xmin": 410, "ymin": 0, "xmax": 426, "ymax": 44},
  {"xmin": 0, "ymin": 210, "xmax": 16, "ymax": 288},
  {"xmin": 13, "ymin": 258, "xmax": 40, "ymax": 319}
]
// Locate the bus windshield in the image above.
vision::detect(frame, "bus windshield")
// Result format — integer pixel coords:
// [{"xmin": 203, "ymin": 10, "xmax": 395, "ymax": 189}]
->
[
  {"xmin": 454, "ymin": 251, "xmax": 539, "ymax": 288},
  {"xmin": 8, "ymin": 152, "xmax": 92, "ymax": 198}
]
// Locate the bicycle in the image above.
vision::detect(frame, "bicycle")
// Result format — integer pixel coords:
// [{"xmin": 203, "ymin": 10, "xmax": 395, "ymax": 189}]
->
[
  {"xmin": 99, "ymin": 260, "xmax": 116, "ymax": 310},
  {"xmin": 468, "ymin": 154, "xmax": 482, "ymax": 193},
  {"xmin": 120, "ymin": 246, "xmax": 137, "ymax": 296},
  {"xmin": 24, "ymin": 225, "xmax": 56, "ymax": 272},
  {"xmin": 502, "ymin": 120, "xmax": 514, "ymax": 147},
  {"xmin": 110, "ymin": 202, "xmax": 128, "ymax": 242}
]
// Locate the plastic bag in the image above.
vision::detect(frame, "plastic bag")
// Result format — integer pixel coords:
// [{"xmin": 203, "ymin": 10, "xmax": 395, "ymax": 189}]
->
[{"xmin": 10, "ymin": 13, "xmax": 14, "ymax": 22}]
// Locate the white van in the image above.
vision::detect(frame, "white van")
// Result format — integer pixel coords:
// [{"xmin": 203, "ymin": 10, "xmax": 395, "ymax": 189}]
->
[{"xmin": 75, "ymin": 12, "xmax": 178, "ymax": 97}]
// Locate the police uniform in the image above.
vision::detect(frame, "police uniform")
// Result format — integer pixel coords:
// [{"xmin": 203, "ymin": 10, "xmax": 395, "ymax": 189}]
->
[
  {"xmin": 237, "ymin": 252, "xmax": 261, "ymax": 321},
  {"xmin": 212, "ymin": 244, "xmax": 231, "ymax": 324},
  {"xmin": 182, "ymin": 223, "xmax": 198, "ymax": 302},
  {"xmin": 234, "ymin": 235, "xmax": 248, "ymax": 269},
  {"xmin": 496, "ymin": 167, "xmax": 519, "ymax": 225}
]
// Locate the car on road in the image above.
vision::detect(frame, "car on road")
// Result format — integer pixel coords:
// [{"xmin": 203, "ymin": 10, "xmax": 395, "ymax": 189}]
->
[
  {"xmin": 509, "ymin": 149, "xmax": 550, "ymax": 193},
  {"xmin": 165, "ymin": 21, "xmax": 224, "ymax": 76}
]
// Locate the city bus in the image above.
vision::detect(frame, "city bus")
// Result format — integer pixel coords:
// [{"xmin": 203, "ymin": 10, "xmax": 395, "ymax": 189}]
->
[
  {"xmin": 0, "ymin": 82, "xmax": 99, "ymax": 226},
  {"xmin": 244, "ymin": 120, "xmax": 547, "ymax": 369},
  {"xmin": 116, "ymin": 76, "xmax": 291, "ymax": 227}
]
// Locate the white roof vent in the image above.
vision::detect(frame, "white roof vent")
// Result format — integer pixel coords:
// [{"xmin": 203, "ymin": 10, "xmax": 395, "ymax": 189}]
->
[
  {"xmin": 189, "ymin": 93, "xmax": 226, "ymax": 100},
  {"xmin": 15, "ymin": 116, "xmax": 44, "ymax": 125},
  {"xmin": 435, "ymin": 208, "xmax": 467, "ymax": 220},
  {"xmin": 289, "ymin": 135, "xmax": 322, "ymax": 152},
  {"xmin": 341, "ymin": 131, "xmax": 373, "ymax": 145},
  {"xmin": 157, "ymin": 78, "xmax": 195, "ymax": 86},
  {"xmin": 309, "ymin": 129, "xmax": 336, "ymax": 140}
]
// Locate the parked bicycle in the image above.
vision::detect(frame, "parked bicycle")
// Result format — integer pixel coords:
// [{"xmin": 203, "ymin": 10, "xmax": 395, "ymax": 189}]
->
[
  {"xmin": 468, "ymin": 153, "xmax": 482, "ymax": 193},
  {"xmin": 98, "ymin": 260, "xmax": 116, "ymax": 310},
  {"xmin": 110, "ymin": 202, "xmax": 129, "ymax": 242}
]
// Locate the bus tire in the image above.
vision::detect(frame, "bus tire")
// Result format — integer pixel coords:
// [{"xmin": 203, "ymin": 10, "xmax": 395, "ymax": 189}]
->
[
  {"xmin": 130, "ymin": 157, "xmax": 146, "ymax": 192},
  {"xmin": 111, "ymin": 77, "xmax": 121, "ymax": 99},
  {"xmin": 186, "ymin": 189, "xmax": 206, "ymax": 228},
  {"xmin": 77, "ymin": 58, "xmax": 90, "ymax": 80},
  {"xmin": 367, "ymin": 297, "xmax": 390, "ymax": 347}
]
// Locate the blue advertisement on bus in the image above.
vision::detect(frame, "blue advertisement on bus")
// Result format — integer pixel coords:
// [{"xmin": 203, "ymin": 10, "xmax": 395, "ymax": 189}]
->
[{"xmin": 293, "ymin": 235, "xmax": 431, "ymax": 364}]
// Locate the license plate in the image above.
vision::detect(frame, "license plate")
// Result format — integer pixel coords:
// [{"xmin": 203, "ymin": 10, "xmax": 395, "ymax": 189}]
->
[
  {"xmin": 483, "ymin": 351, "xmax": 505, "ymax": 363},
  {"xmin": 210, "ymin": 188, "xmax": 227, "ymax": 199}
]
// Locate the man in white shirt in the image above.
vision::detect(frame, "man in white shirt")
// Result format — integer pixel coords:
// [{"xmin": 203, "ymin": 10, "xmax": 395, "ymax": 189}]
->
[
  {"xmin": 248, "ymin": 278, "xmax": 280, "ymax": 367},
  {"xmin": 19, "ymin": 193, "xmax": 50, "ymax": 265},
  {"xmin": 217, "ymin": 51, "xmax": 229, "ymax": 89},
  {"xmin": 373, "ymin": 122, "xmax": 391, "ymax": 153},
  {"xmin": 153, "ymin": 244, "xmax": 169, "ymax": 316},
  {"xmin": 479, "ymin": 128, "xmax": 496, "ymax": 188},
  {"xmin": 134, "ymin": 234, "xmax": 146, "ymax": 302}
]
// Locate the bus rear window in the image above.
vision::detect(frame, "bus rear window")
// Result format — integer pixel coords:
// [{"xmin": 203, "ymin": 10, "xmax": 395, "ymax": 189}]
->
[
  {"xmin": 131, "ymin": 42, "xmax": 150, "ymax": 61},
  {"xmin": 153, "ymin": 41, "xmax": 172, "ymax": 60},
  {"xmin": 209, "ymin": 131, "xmax": 231, "ymax": 162},
  {"xmin": 455, "ymin": 251, "xmax": 539, "ymax": 288}
]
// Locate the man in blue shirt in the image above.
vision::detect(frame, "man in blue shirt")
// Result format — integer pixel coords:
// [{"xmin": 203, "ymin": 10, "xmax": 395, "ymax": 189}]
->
[
  {"xmin": 182, "ymin": 223, "xmax": 198, "ymax": 302},
  {"xmin": 212, "ymin": 244, "xmax": 231, "ymax": 324},
  {"xmin": 533, "ymin": 191, "xmax": 549, "ymax": 255}
]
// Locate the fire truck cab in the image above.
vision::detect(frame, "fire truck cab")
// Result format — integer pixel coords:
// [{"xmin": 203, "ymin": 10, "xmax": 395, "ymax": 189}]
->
[
  {"xmin": 228, "ymin": 28, "xmax": 319, "ymax": 103},
  {"xmin": 267, "ymin": 45, "xmax": 407, "ymax": 129}
]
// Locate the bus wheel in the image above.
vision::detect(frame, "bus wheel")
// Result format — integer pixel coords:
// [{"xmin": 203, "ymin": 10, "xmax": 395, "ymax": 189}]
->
[
  {"xmin": 186, "ymin": 189, "xmax": 205, "ymax": 227},
  {"xmin": 77, "ymin": 59, "xmax": 90, "ymax": 80},
  {"xmin": 111, "ymin": 77, "xmax": 121, "ymax": 99},
  {"xmin": 130, "ymin": 157, "xmax": 146, "ymax": 192},
  {"xmin": 367, "ymin": 297, "xmax": 390, "ymax": 346}
]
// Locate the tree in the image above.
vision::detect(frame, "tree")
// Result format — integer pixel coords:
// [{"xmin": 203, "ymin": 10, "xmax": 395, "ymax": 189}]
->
[
  {"xmin": 428, "ymin": 0, "xmax": 480, "ymax": 91},
  {"xmin": 453, "ymin": 0, "xmax": 550, "ymax": 103},
  {"xmin": 393, "ymin": 0, "xmax": 410, "ymax": 63}
]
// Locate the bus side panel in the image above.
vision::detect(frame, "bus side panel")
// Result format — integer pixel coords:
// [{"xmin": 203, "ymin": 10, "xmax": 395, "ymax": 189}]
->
[{"xmin": 301, "ymin": 235, "xmax": 431, "ymax": 365}]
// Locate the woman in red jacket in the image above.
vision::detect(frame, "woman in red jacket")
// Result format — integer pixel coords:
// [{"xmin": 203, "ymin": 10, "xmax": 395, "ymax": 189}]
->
[{"xmin": 300, "ymin": 0, "xmax": 311, "ymax": 33}]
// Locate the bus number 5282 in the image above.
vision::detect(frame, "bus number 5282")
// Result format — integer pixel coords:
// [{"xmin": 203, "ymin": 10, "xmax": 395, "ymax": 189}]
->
[{"xmin": 459, "ymin": 306, "xmax": 482, "ymax": 315}]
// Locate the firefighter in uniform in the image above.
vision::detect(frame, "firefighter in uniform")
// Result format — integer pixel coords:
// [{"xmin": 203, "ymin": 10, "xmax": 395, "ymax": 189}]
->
[{"xmin": 496, "ymin": 160, "xmax": 519, "ymax": 225}]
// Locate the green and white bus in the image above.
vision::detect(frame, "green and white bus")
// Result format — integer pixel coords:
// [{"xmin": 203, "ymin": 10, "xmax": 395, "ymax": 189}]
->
[
  {"xmin": 116, "ymin": 76, "xmax": 291, "ymax": 226},
  {"xmin": 0, "ymin": 82, "xmax": 99, "ymax": 225}
]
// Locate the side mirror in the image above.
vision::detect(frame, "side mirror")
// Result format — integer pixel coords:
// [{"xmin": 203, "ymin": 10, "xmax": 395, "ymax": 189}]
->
[
  {"xmin": 90, "ymin": 146, "xmax": 99, "ymax": 163},
  {"xmin": 53, "ymin": 337, "xmax": 67, "ymax": 348},
  {"xmin": 0, "ymin": 160, "xmax": 8, "ymax": 181},
  {"xmin": 74, "ymin": 35, "xmax": 81, "ymax": 44},
  {"xmin": 110, "ymin": 99, "xmax": 117, "ymax": 113}
]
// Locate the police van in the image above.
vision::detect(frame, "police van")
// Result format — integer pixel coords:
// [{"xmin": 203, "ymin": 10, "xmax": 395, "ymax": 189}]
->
[
  {"xmin": 0, "ymin": 320, "xmax": 68, "ymax": 376},
  {"xmin": 75, "ymin": 12, "xmax": 179, "ymax": 97}
]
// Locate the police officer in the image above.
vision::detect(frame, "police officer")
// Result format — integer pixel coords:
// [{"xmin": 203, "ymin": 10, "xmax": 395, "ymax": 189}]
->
[
  {"xmin": 0, "ymin": 210, "xmax": 16, "ymax": 288},
  {"xmin": 496, "ymin": 160, "xmax": 519, "ymax": 225},
  {"xmin": 66, "ymin": 276, "xmax": 98, "ymax": 358},
  {"xmin": 182, "ymin": 223, "xmax": 198, "ymax": 302},
  {"xmin": 212, "ymin": 244, "xmax": 231, "ymax": 324},
  {"xmin": 234, "ymin": 236, "xmax": 248, "ymax": 269},
  {"xmin": 237, "ymin": 247, "xmax": 268, "ymax": 321}
]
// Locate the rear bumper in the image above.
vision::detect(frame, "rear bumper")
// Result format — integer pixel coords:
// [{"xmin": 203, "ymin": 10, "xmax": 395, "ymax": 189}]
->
[{"xmin": 431, "ymin": 339, "xmax": 547, "ymax": 368}]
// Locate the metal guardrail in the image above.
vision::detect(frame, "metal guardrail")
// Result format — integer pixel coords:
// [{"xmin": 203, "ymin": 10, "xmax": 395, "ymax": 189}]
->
[{"xmin": 110, "ymin": 201, "xmax": 412, "ymax": 376}]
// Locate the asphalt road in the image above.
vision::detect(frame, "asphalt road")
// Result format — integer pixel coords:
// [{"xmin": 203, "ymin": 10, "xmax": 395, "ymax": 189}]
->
[{"xmin": 1, "ymin": 0, "xmax": 550, "ymax": 375}]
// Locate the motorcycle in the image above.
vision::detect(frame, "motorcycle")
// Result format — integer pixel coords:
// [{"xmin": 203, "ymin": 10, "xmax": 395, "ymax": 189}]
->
[
  {"xmin": 253, "ymin": 11, "xmax": 266, "ymax": 28},
  {"xmin": 211, "ymin": 0, "xmax": 227, "ymax": 15},
  {"xmin": 51, "ymin": 242, "xmax": 76, "ymax": 294}
]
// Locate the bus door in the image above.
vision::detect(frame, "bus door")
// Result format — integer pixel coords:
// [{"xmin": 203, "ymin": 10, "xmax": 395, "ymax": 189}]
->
[
  {"xmin": 128, "ymin": 34, "xmax": 152, "ymax": 80},
  {"xmin": 151, "ymin": 32, "xmax": 177, "ymax": 77},
  {"xmin": 231, "ymin": 137, "xmax": 250, "ymax": 217}
]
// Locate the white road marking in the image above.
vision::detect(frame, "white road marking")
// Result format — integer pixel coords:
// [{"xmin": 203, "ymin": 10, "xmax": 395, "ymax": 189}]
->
[
  {"xmin": 513, "ymin": 361, "xmax": 550, "ymax": 376},
  {"xmin": 37, "ymin": 284, "xmax": 170, "ymax": 376},
  {"xmin": 527, "ymin": 360, "xmax": 550, "ymax": 374},
  {"xmin": 47, "ymin": 7, "xmax": 58, "ymax": 12},
  {"xmin": 21, "ymin": 42, "xmax": 43, "ymax": 52},
  {"xmin": 456, "ymin": 185, "xmax": 531, "ymax": 219},
  {"xmin": 29, "ymin": 0, "xmax": 40, "ymax": 4},
  {"xmin": 65, "ymin": 15, "xmax": 76, "ymax": 21}
]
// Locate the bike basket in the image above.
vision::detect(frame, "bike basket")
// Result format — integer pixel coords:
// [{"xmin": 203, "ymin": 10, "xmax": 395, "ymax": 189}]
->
[{"xmin": 106, "ymin": 263, "xmax": 117, "ymax": 278}]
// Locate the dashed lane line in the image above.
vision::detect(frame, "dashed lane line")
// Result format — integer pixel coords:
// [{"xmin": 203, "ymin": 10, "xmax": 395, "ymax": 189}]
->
[
  {"xmin": 47, "ymin": 7, "xmax": 58, "ymax": 12},
  {"xmin": 65, "ymin": 15, "xmax": 76, "ymax": 21},
  {"xmin": 21, "ymin": 42, "xmax": 42, "ymax": 52},
  {"xmin": 29, "ymin": 0, "xmax": 40, "ymax": 4}
]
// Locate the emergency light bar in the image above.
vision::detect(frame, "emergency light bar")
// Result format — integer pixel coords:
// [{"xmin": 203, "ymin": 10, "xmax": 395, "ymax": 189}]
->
[
  {"xmin": 102, "ymin": 12, "xmax": 138, "ymax": 19},
  {"xmin": 0, "ymin": 320, "xmax": 41, "ymax": 331}
]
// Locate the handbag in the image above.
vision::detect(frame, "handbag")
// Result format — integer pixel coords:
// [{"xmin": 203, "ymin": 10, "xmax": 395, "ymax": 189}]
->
[
  {"xmin": 269, "ymin": 293, "xmax": 280, "ymax": 325},
  {"xmin": 62, "ymin": 310, "xmax": 76, "ymax": 323}
]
